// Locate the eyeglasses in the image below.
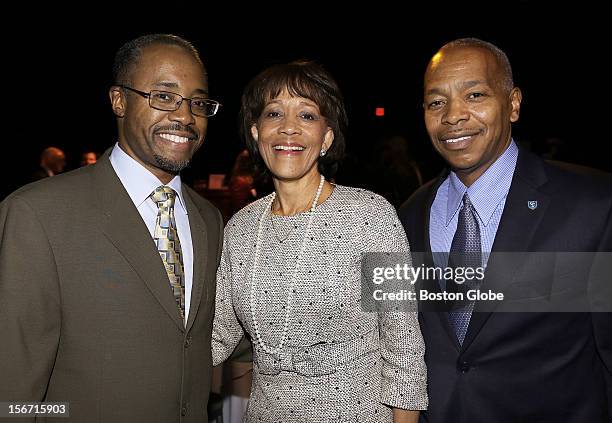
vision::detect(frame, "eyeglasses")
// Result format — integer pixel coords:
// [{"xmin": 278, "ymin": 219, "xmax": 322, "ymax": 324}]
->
[{"xmin": 118, "ymin": 85, "xmax": 221, "ymax": 117}]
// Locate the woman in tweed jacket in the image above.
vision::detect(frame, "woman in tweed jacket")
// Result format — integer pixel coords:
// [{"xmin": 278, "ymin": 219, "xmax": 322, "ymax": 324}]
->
[{"xmin": 212, "ymin": 60, "xmax": 427, "ymax": 422}]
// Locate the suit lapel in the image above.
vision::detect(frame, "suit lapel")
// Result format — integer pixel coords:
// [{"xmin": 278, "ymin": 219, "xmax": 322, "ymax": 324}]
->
[
  {"xmin": 93, "ymin": 151, "xmax": 185, "ymax": 331},
  {"xmin": 462, "ymin": 149, "xmax": 551, "ymax": 350},
  {"xmin": 182, "ymin": 187, "xmax": 209, "ymax": 332}
]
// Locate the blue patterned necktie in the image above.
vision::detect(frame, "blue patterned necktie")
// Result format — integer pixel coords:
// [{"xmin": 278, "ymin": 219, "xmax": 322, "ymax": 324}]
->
[
  {"xmin": 151, "ymin": 186, "xmax": 185, "ymax": 322},
  {"xmin": 448, "ymin": 193, "xmax": 482, "ymax": 344}
]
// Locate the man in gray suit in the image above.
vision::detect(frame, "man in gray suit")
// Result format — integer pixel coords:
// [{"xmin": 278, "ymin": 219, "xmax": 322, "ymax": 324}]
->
[{"xmin": 0, "ymin": 34, "xmax": 223, "ymax": 422}]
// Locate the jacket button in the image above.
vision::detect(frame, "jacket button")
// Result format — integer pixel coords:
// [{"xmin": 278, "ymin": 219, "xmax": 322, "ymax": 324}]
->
[
  {"xmin": 184, "ymin": 336, "xmax": 192, "ymax": 348},
  {"xmin": 458, "ymin": 361, "xmax": 470, "ymax": 373},
  {"xmin": 181, "ymin": 405, "xmax": 187, "ymax": 416}
]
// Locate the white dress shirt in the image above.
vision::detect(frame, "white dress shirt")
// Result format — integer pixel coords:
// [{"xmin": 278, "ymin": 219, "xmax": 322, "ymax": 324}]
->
[{"xmin": 109, "ymin": 143, "xmax": 194, "ymax": 324}]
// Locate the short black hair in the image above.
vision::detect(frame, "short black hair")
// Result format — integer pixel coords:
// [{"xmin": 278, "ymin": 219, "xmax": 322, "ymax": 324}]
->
[
  {"xmin": 441, "ymin": 37, "xmax": 514, "ymax": 93},
  {"xmin": 112, "ymin": 34, "xmax": 204, "ymax": 86},
  {"xmin": 240, "ymin": 60, "xmax": 348, "ymax": 179}
]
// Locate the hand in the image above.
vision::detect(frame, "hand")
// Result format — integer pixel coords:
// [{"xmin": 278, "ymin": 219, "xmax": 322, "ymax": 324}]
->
[{"xmin": 393, "ymin": 408, "xmax": 420, "ymax": 423}]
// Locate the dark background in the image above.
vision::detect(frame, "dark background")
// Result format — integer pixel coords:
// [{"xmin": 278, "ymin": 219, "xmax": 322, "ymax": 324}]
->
[{"xmin": 3, "ymin": 2, "xmax": 608, "ymax": 201}]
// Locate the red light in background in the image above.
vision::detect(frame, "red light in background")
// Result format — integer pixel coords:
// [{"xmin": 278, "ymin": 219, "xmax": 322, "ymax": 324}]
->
[{"xmin": 375, "ymin": 107, "xmax": 385, "ymax": 117}]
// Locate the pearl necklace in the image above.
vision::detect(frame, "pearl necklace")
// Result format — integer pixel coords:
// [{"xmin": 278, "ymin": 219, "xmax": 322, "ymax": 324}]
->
[{"xmin": 249, "ymin": 174, "xmax": 325, "ymax": 355}]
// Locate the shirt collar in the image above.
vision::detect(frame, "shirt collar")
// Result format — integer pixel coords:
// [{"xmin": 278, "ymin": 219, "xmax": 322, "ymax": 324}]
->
[
  {"xmin": 445, "ymin": 140, "xmax": 518, "ymax": 227},
  {"xmin": 109, "ymin": 143, "xmax": 187, "ymax": 214}
]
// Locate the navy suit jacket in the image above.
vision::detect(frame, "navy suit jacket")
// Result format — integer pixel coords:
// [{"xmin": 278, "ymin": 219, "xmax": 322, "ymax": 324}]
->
[{"xmin": 399, "ymin": 148, "xmax": 612, "ymax": 422}]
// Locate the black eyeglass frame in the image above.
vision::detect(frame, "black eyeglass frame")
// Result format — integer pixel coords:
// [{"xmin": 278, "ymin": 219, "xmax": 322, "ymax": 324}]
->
[{"xmin": 118, "ymin": 85, "xmax": 221, "ymax": 117}]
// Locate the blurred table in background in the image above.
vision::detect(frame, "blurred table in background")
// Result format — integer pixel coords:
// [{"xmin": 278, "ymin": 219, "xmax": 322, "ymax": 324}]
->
[
  {"xmin": 193, "ymin": 180, "xmax": 233, "ymax": 223},
  {"xmin": 193, "ymin": 176, "xmax": 258, "ymax": 224}
]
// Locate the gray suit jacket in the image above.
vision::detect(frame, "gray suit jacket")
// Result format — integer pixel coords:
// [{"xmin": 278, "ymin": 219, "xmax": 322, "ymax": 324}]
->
[{"xmin": 0, "ymin": 151, "xmax": 223, "ymax": 422}]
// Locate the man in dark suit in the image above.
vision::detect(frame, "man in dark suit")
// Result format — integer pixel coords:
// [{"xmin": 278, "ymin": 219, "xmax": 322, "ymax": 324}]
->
[
  {"xmin": 0, "ymin": 34, "xmax": 223, "ymax": 422},
  {"xmin": 399, "ymin": 38, "xmax": 612, "ymax": 422}
]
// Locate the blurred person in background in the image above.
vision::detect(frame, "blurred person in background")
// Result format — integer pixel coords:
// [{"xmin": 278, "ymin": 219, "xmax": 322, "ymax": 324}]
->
[{"xmin": 31, "ymin": 146, "xmax": 66, "ymax": 180}]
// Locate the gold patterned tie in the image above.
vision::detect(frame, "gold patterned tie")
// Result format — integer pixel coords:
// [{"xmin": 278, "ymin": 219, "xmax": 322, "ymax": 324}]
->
[{"xmin": 151, "ymin": 186, "xmax": 185, "ymax": 321}]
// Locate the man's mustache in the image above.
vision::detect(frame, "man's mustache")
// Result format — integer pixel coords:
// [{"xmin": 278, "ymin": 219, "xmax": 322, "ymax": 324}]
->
[{"xmin": 155, "ymin": 123, "xmax": 198, "ymax": 139}]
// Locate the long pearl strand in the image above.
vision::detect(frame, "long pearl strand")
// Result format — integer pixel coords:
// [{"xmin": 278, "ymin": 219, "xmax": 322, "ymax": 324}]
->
[{"xmin": 249, "ymin": 174, "xmax": 325, "ymax": 355}]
